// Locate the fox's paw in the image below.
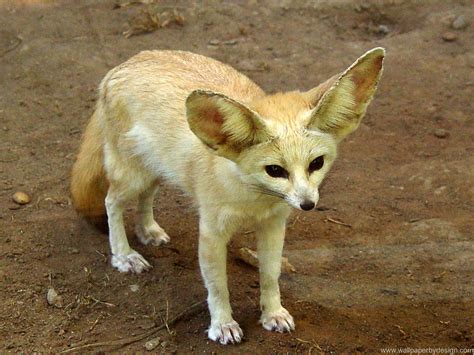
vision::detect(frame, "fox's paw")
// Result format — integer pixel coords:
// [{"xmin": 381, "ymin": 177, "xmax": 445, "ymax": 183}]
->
[
  {"xmin": 261, "ymin": 307, "xmax": 295, "ymax": 333},
  {"xmin": 208, "ymin": 320, "xmax": 243, "ymax": 345},
  {"xmin": 111, "ymin": 251, "xmax": 152, "ymax": 273},
  {"xmin": 135, "ymin": 222, "xmax": 170, "ymax": 246}
]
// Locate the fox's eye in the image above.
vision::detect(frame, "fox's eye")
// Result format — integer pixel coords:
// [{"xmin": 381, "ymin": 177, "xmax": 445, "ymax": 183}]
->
[
  {"xmin": 265, "ymin": 165, "xmax": 289, "ymax": 179},
  {"xmin": 309, "ymin": 156, "xmax": 324, "ymax": 173}
]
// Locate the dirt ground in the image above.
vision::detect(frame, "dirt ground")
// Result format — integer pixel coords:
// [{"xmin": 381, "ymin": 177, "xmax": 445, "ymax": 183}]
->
[{"xmin": 1, "ymin": 0, "xmax": 473, "ymax": 353}]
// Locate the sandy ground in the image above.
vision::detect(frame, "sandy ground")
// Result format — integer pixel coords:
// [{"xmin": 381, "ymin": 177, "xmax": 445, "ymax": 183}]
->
[{"xmin": 1, "ymin": 0, "xmax": 473, "ymax": 353}]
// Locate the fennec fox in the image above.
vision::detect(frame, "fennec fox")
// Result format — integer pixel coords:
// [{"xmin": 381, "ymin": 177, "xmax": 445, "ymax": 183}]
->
[{"xmin": 71, "ymin": 48, "xmax": 384, "ymax": 344}]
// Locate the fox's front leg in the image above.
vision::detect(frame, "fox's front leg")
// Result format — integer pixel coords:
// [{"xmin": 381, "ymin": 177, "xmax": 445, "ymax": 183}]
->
[
  {"xmin": 257, "ymin": 217, "xmax": 295, "ymax": 333},
  {"xmin": 199, "ymin": 216, "xmax": 242, "ymax": 345}
]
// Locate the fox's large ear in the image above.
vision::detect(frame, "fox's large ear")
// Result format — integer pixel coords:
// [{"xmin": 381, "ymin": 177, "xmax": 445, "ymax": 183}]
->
[
  {"xmin": 186, "ymin": 90, "xmax": 267, "ymax": 160},
  {"xmin": 305, "ymin": 47, "xmax": 385, "ymax": 141}
]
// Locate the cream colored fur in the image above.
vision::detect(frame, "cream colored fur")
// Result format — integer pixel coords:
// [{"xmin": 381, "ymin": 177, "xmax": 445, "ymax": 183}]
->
[{"xmin": 71, "ymin": 48, "xmax": 385, "ymax": 344}]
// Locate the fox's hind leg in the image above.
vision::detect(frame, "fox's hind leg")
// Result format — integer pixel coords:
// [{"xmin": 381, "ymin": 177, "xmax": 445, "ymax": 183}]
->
[
  {"xmin": 135, "ymin": 181, "xmax": 170, "ymax": 246},
  {"xmin": 106, "ymin": 183, "xmax": 151, "ymax": 273}
]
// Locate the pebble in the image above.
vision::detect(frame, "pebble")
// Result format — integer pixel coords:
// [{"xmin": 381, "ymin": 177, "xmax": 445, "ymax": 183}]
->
[
  {"xmin": 12, "ymin": 191, "xmax": 31, "ymax": 205},
  {"xmin": 434, "ymin": 186, "xmax": 447, "ymax": 195},
  {"xmin": 376, "ymin": 24, "xmax": 390, "ymax": 35},
  {"xmin": 380, "ymin": 287, "xmax": 399, "ymax": 296},
  {"xmin": 208, "ymin": 39, "xmax": 220, "ymax": 46},
  {"xmin": 47, "ymin": 288, "xmax": 63, "ymax": 308},
  {"xmin": 222, "ymin": 39, "xmax": 238, "ymax": 46},
  {"xmin": 434, "ymin": 128, "xmax": 449, "ymax": 138},
  {"xmin": 356, "ymin": 344, "xmax": 365, "ymax": 352},
  {"xmin": 129, "ymin": 284, "xmax": 139, "ymax": 292},
  {"xmin": 451, "ymin": 15, "xmax": 469, "ymax": 30},
  {"xmin": 441, "ymin": 32, "xmax": 458, "ymax": 42},
  {"xmin": 144, "ymin": 337, "xmax": 161, "ymax": 351}
]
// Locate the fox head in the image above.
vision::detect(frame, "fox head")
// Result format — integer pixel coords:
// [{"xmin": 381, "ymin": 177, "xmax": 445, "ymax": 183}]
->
[{"xmin": 186, "ymin": 48, "xmax": 385, "ymax": 211}]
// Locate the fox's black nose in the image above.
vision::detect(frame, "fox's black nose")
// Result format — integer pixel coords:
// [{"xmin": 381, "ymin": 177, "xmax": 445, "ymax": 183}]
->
[{"xmin": 300, "ymin": 200, "xmax": 315, "ymax": 211}]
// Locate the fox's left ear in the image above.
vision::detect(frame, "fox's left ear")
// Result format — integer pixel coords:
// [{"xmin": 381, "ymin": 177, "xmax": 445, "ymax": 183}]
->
[{"xmin": 305, "ymin": 47, "xmax": 385, "ymax": 141}]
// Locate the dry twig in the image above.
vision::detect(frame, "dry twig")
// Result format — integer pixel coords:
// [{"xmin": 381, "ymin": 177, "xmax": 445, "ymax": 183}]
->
[
  {"xmin": 61, "ymin": 300, "xmax": 205, "ymax": 353},
  {"xmin": 123, "ymin": 8, "xmax": 184, "ymax": 38},
  {"xmin": 236, "ymin": 247, "xmax": 296, "ymax": 273},
  {"xmin": 326, "ymin": 217, "xmax": 352, "ymax": 228},
  {"xmin": 114, "ymin": 0, "xmax": 155, "ymax": 8},
  {"xmin": 295, "ymin": 337, "xmax": 323, "ymax": 354},
  {"xmin": 0, "ymin": 36, "xmax": 22, "ymax": 58}
]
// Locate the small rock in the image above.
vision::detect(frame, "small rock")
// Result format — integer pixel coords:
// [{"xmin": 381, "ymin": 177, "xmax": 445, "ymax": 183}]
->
[
  {"xmin": 356, "ymin": 344, "xmax": 365, "ymax": 351},
  {"xmin": 69, "ymin": 248, "xmax": 80, "ymax": 254},
  {"xmin": 223, "ymin": 39, "xmax": 238, "ymax": 45},
  {"xmin": 434, "ymin": 186, "xmax": 447, "ymax": 195},
  {"xmin": 380, "ymin": 288, "xmax": 399, "ymax": 296},
  {"xmin": 426, "ymin": 105, "xmax": 438, "ymax": 114},
  {"xmin": 451, "ymin": 15, "xmax": 469, "ymax": 30},
  {"xmin": 47, "ymin": 288, "xmax": 63, "ymax": 308},
  {"xmin": 12, "ymin": 191, "xmax": 30, "ymax": 205},
  {"xmin": 129, "ymin": 284, "xmax": 139, "ymax": 292},
  {"xmin": 434, "ymin": 128, "xmax": 449, "ymax": 138},
  {"xmin": 376, "ymin": 24, "xmax": 390, "ymax": 35},
  {"xmin": 208, "ymin": 39, "xmax": 220, "ymax": 46},
  {"xmin": 441, "ymin": 32, "xmax": 458, "ymax": 42},
  {"xmin": 144, "ymin": 337, "xmax": 161, "ymax": 351}
]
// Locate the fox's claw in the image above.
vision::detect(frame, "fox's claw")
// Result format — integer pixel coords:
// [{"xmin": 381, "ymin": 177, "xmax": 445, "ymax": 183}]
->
[
  {"xmin": 111, "ymin": 251, "xmax": 151, "ymax": 273},
  {"xmin": 261, "ymin": 307, "xmax": 295, "ymax": 333},
  {"xmin": 208, "ymin": 320, "xmax": 243, "ymax": 345},
  {"xmin": 135, "ymin": 222, "xmax": 170, "ymax": 246}
]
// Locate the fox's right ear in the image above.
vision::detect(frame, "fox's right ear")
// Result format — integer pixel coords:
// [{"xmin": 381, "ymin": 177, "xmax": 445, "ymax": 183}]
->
[
  {"xmin": 304, "ymin": 47, "xmax": 385, "ymax": 141},
  {"xmin": 186, "ymin": 90, "xmax": 267, "ymax": 160}
]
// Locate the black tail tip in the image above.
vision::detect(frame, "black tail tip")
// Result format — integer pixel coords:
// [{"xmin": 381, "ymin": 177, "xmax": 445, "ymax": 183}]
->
[
  {"xmin": 84, "ymin": 214, "xmax": 109, "ymax": 234},
  {"xmin": 73, "ymin": 204, "xmax": 109, "ymax": 234}
]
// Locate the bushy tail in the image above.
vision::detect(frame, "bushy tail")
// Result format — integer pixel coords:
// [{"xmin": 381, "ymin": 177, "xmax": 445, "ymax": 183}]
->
[{"xmin": 71, "ymin": 111, "xmax": 109, "ymax": 227}]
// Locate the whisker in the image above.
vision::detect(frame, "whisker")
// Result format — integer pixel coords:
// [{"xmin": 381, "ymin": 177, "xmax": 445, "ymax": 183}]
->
[{"xmin": 245, "ymin": 184, "xmax": 286, "ymax": 200}]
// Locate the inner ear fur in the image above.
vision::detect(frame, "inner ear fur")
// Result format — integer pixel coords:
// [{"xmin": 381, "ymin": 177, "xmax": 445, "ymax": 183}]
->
[
  {"xmin": 305, "ymin": 47, "xmax": 385, "ymax": 140},
  {"xmin": 186, "ymin": 90, "xmax": 267, "ymax": 159}
]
